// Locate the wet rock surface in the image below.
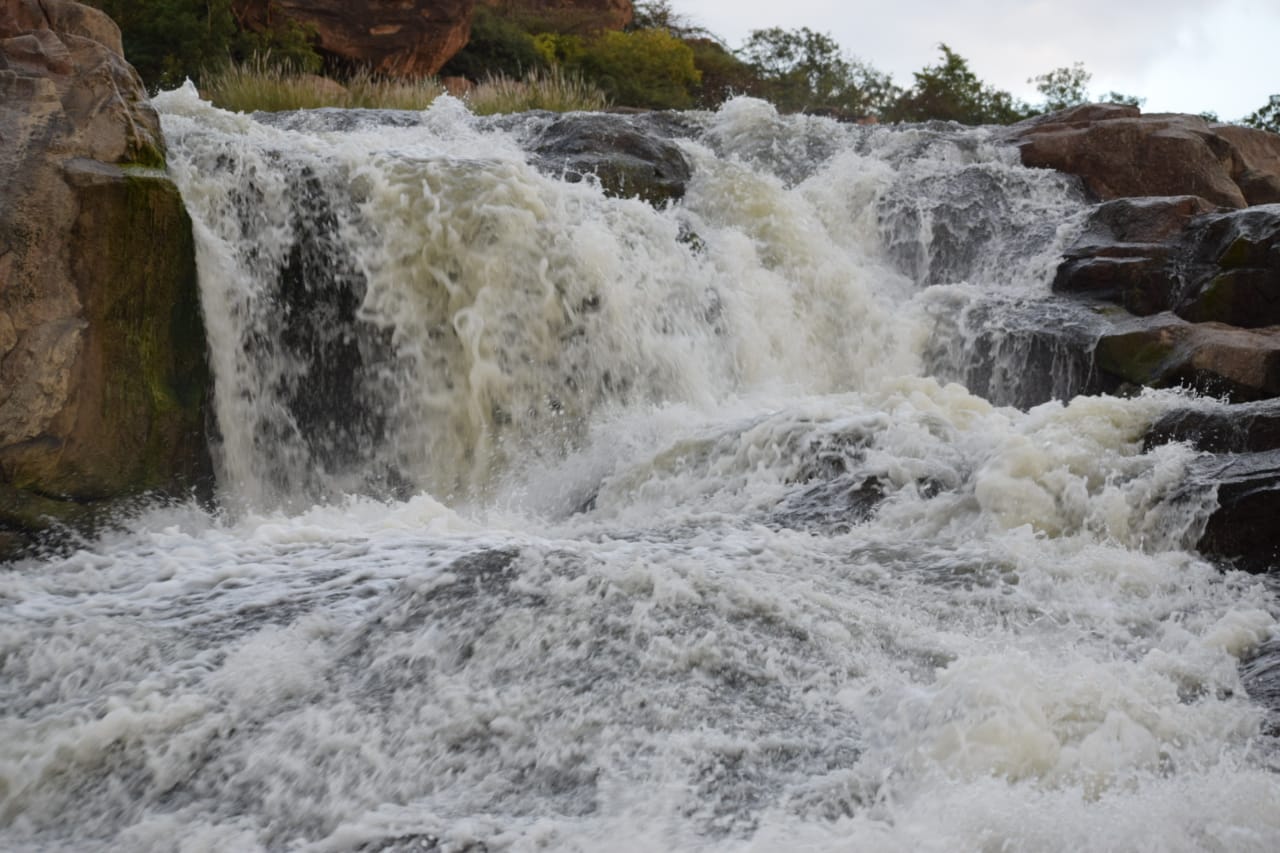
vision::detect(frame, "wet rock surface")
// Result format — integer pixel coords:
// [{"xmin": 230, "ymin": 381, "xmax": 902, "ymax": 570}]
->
[
  {"xmin": 0, "ymin": 1, "xmax": 211, "ymax": 559},
  {"xmin": 523, "ymin": 111, "xmax": 696, "ymax": 206}
]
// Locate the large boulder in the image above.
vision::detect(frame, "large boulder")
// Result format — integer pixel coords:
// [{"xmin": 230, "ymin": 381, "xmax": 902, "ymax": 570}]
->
[
  {"xmin": 1007, "ymin": 104, "xmax": 1280, "ymax": 208},
  {"xmin": 231, "ymin": 1, "xmax": 475, "ymax": 78},
  {"xmin": 521, "ymin": 111, "xmax": 695, "ymax": 206},
  {"xmin": 1093, "ymin": 313, "xmax": 1280, "ymax": 401},
  {"xmin": 1, "ymin": 0, "xmax": 211, "ymax": 558},
  {"xmin": 1054, "ymin": 199, "xmax": 1280, "ymax": 324}
]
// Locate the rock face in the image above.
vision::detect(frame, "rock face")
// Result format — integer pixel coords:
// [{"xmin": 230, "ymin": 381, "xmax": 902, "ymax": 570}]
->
[
  {"xmin": 1055, "ymin": 199, "xmax": 1280, "ymax": 324},
  {"xmin": 1094, "ymin": 313, "xmax": 1280, "ymax": 401},
  {"xmin": 231, "ymin": 1, "xmax": 475, "ymax": 78},
  {"xmin": 1007, "ymin": 104, "xmax": 1280, "ymax": 208},
  {"xmin": 1, "ymin": 0, "xmax": 211, "ymax": 558},
  {"xmin": 479, "ymin": 0, "xmax": 633, "ymax": 32}
]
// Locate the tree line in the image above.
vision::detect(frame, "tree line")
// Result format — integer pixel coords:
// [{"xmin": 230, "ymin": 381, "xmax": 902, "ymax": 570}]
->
[{"xmin": 84, "ymin": 0, "xmax": 1279, "ymax": 130}]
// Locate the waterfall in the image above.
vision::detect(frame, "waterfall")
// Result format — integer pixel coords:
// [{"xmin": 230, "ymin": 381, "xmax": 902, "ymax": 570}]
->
[{"xmin": 1, "ymin": 89, "xmax": 1277, "ymax": 853}]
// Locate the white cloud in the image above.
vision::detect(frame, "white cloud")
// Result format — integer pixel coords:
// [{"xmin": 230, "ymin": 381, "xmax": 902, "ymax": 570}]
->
[{"xmin": 672, "ymin": 0, "xmax": 1278, "ymax": 118}]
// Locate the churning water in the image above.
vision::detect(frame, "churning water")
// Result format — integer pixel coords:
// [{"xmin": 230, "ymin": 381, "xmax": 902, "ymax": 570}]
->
[{"xmin": 2, "ymin": 88, "xmax": 1278, "ymax": 851}]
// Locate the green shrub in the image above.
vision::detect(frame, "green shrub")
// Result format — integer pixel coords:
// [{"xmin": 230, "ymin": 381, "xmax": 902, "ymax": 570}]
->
[
  {"xmin": 84, "ymin": 0, "xmax": 320, "ymax": 91},
  {"xmin": 574, "ymin": 28, "xmax": 700, "ymax": 110},
  {"xmin": 439, "ymin": 7, "xmax": 547, "ymax": 81}
]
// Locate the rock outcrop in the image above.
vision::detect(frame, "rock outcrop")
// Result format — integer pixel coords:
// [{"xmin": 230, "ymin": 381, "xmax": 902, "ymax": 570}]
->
[
  {"xmin": 1007, "ymin": 104, "xmax": 1280, "ymax": 208},
  {"xmin": 1, "ymin": 0, "xmax": 211, "ymax": 558},
  {"xmin": 231, "ymin": 0, "xmax": 475, "ymax": 78},
  {"xmin": 1054, "ymin": 199, "xmax": 1280, "ymax": 324}
]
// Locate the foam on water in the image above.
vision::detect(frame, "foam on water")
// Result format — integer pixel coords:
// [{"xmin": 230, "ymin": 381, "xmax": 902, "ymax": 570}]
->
[{"xmin": 2, "ymin": 89, "xmax": 1277, "ymax": 851}]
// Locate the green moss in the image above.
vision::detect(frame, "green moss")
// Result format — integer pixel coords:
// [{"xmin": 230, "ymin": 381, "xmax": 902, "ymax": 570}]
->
[{"xmin": 1095, "ymin": 331, "xmax": 1177, "ymax": 385}]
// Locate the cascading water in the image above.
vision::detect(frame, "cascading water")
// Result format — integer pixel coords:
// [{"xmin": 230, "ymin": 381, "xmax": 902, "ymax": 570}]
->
[{"xmin": 2, "ymin": 88, "xmax": 1277, "ymax": 851}]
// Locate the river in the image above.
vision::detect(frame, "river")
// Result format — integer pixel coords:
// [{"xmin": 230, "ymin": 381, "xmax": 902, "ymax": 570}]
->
[{"xmin": 1, "ymin": 88, "xmax": 1277, "ymax": 851}]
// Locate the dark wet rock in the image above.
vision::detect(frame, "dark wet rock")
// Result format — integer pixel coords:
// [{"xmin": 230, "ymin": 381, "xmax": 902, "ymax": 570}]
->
[
  {"xmin": 1093, "ymin": 313, "xmax": 1280, "ymax": 401},
  {"xmin": 923, "ymin": 294, "xmax": 1109, "ymax": 408},
  {"xmin": 1187, "ymin": 450, "xmax": 1280, "ymax": 573},
  {"xmin": 1055, "ymin": 200, "xmax": 1280, "ymax": 326},
  {"xmin": 1, "ymin": 1, "xmax": 212, "ymax": 560},
  {"xmin": 1145, "ymin": 398, "xmax": 1280, "ymax": 453},
  {"xmin": 525, "ymin": 112, "xmax": 695, "ymax": 206},
  {"xmin": 1176, "ymin": 206, "xmax": 1280, "ymax": 327},
  {"xmin": 1006, "ymin": 104, "xmax": 1280, "ymax": 208}
]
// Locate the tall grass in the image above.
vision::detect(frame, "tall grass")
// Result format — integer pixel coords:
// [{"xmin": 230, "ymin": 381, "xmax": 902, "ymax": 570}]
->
[
  {"xmin": 200, "ymin": 60, "xmax": 608, "ymax": 114},
  {"xmin": 468, "ymin": 67, "xmax": 609, "ymax": 115}
]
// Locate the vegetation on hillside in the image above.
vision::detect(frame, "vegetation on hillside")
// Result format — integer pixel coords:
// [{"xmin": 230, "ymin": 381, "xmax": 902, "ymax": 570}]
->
[{"xmin": 85, "ymin": 0, "xmax": 1275, "ymax": 126}]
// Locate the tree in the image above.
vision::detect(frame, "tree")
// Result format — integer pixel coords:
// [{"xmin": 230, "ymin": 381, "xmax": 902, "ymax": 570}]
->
[
  {"xmin": 575, "ymin": 29, "xmax": 701, "ymax": 109},
  {"xmin": 1031, "ymin": 62, "xmax": 1090, "ymax": 112},
  {"xmin": 737, "ymin": 27, "xmax": 897, "ymax": 117},
  {"xmin": 887, "ymin": 44, "xmax": 1028, "ymax": 125},
  {"xmin": 1243, "ymin": 96, "xmax": 1280, "ymax": 133}
]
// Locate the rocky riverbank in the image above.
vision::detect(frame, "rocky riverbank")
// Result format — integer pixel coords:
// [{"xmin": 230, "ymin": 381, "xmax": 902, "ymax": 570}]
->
[{"xmin": 0, "ymin": 0, "xmax": 211, "ymax": 557}]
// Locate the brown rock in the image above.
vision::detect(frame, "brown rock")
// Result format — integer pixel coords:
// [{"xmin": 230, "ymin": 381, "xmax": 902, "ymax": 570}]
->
[
  {"xmin": 479, "ymin": 0, "xmax": 633, "ymax": 32},
  {"xmin": 1213, "ymin": 123, "xmax": 1280, "ymax": 205},
  {"xmin": 1094, "ymin": 313, "xmax": 1280, "ymax": 400},
  {"xmin": 231, "ymin": 1, "xmax": 475, "ymax": 78},
  {"xmin": 1008, "ymin": 104, "xmax": 1263, "ymax": 209},
  {"xmin": 1, "ymin": 1, "xmax": 210, "ymax": 557}
]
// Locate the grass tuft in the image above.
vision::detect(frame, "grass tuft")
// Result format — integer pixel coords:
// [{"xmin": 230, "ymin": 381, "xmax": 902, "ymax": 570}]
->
[{"xmin": 200, "ymin": 59, "xmax": 608, "ymax": 115}]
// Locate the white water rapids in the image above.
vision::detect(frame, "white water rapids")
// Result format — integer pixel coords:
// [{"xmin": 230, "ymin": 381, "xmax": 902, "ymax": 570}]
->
[{"xmin": 2, "ymin": 88, "xmax": 1279, "ymax": 851}]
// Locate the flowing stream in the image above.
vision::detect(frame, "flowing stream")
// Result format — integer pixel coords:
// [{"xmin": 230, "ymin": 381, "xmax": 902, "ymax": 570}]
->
[{"xmin": 2, "ymin": 89, "xmax": 1278, "ymax": 851}]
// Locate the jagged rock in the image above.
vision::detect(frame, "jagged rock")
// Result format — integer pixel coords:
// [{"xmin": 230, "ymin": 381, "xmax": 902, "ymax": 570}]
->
[
  {"xmin": 230, "ymin": 0, "xmax": 474, "ymax": 78},
  {"xmin": 1146, "ymin": 398, "xmax": 1280, "ymax": 454},
  {"xmin": 1093, "ymin": 313, "xmax": 1280, "ymax": 401},
  {"xmin": 1007, "ymin": 104, "xmax": 1280, "ymax": 209},
  {"xmin": 1188, "ymin": 450, "xmax": 1280, "ymax": 573},
  {"xmin": 1, "ymin": 0, "xmax": 210, "ymax": 558},
  {"xmin": 1055, "ymin": 199, "xmax": 1280, "ymax": 325},
  {"xmin": 479, "ymin": 0, "xmax": 633, "ymax": 32},
  {"xmin": 524, "ymin": 111, "xmax": 694, "ymax": 206},
  {"xmin": 1213, "ymin": 123, "xmax": 1280, "ymax": 205}
]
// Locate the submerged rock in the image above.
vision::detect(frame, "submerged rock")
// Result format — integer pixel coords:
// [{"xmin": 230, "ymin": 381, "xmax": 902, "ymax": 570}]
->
[
  {"xmin": 525, "ymin": 111, "xmax": 695, "ymax": 206},
  {"xmin": 0, "ymin": 1, "xmax": 211, "ymax": 558}
]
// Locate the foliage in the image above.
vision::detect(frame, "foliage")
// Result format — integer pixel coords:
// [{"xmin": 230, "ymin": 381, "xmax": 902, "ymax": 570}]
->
[
  {"xmin": 202, "ymin": 60, "xmax": 444, "ymax": 111},
  {"xmin": 1100, "ymin": 90, "xmax": 1145, "ymax": 108},
  {"xmin": 629, "ymin": 1, "xmax": 715, "ymax": 41},
  {"xmin": 83, "ymin": 0, "xmax": 320, "ymax": 90},
  {"xmin": 574, "ymin": 29, "xmax": 701, "ymax": 110},
  {"xmin": 533, "ymin": 32, "xmax": 587, "ymax": 68},
  {"xmin": 885, "ymin": 44, "xmax": 1028, "ymax": 125},
  {"xmin": 737, "ymin": 27, "xmax": 897, "ymax": 116},
  {"xmin": 1031, "ymin": 62, "xmax": 1091, "ymax": 112},
  {"xmin": 1242, "ymin": 96, "xmax": 1280, "ymax": 133},
  {"xmin": 686, "ymin": 39, "xmax": 762, "ymax": 108},
  {"xmin": 439, "ymin": 6, "xmax": 547, "ymax": 81}
]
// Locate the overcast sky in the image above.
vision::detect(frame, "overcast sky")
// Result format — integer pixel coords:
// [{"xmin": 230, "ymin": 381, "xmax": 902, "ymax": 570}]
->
[{"xmin": 673, "ymin": 0, "xmax": 1278, "ymax": 120}]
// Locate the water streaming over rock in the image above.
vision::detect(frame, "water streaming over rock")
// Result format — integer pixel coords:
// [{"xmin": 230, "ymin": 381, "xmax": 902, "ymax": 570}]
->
[{"xmin": 2, "ymin": 88, "xmax": 1278, "ymax": 851}]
